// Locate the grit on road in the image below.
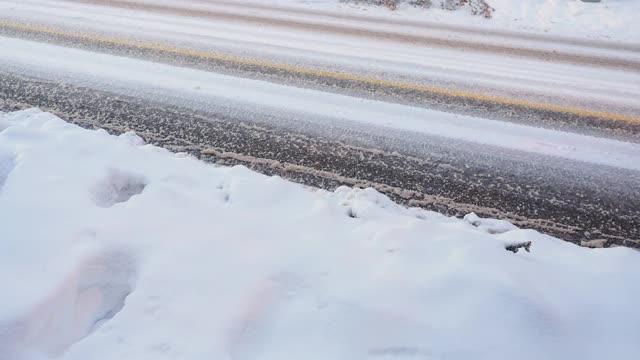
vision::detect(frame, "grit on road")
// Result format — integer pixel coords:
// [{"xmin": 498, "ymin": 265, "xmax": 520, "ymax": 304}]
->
[{"xmin": 0, "ymin": 0, "xmax": 639, "ymax": 247}]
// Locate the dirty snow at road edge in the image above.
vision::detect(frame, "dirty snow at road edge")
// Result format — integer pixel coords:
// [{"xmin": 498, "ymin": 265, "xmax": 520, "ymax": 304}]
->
[{"xmin": 1, "ymin": 109, "xmax": 639, "ymax": 360}]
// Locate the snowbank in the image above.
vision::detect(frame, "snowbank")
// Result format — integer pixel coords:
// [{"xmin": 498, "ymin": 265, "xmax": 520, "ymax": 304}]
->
[
  {"xmin": 295, "ymin": 0, "xmax": 640, "ymax": 42},
  {"xmin": 486, "ymin": 0, "xmax": 640, "ymax": 41},
  {"xmin": 1, "ymin": 109, "xmax": 639, "ymax": 360}
]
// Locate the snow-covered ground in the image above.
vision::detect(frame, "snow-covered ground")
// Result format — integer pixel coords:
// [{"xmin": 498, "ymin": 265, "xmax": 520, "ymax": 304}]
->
[
  {"xmin": 1, "ymin": 109, "xmax": 639, "ymax": 360},
  {"xmin": 294, "ymin": 0, "xmax": 640, "ymax": 42}
]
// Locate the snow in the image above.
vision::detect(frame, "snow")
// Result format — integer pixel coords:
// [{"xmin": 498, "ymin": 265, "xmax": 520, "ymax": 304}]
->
[
  {"xmin": 127, "ymin": 0, "xmax": 640, "ymax": 43},
  {"xmin": 2, "ymin": 0, "xmax": 638, "ymax": 120},
  {"xmin": 286, "ymin": 0, "xmax": 640, "ymax": 42},
  {"xmin": 474, "ymin": 0, "xmax": 640, "ymax": 41},
  {"xmin": 1, "ymin": 109, "xmax": 639, "ymax": 360},
  {"xmin": 2, "ymin": 37, "xmax": 639, "ymax": 171}
]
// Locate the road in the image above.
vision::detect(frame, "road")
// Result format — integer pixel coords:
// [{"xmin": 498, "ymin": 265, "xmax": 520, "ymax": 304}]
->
[{"xmin": 1, "ymin": 0, "xmax": 639, "ymax": 247}]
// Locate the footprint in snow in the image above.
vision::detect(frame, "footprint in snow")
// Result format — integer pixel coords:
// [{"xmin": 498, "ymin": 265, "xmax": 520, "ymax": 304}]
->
[
  {"xmin": 91, "ymin": 168, "xmax": 147, "ymax": 208},
  {"xmin": 0, "ymin": 250, "xmax": 137, "ymax": 359},
  {"xmin": 0, "ymin": 150, "xmax": 16, "ymax": 194}
]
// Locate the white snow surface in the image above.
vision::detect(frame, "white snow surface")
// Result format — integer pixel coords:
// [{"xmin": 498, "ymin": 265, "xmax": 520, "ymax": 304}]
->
[
  {"xmin": 1, "ymin": 109, "xmax": 640, "ymax": 360},
  {"xmin": 296, "ymin": 0, "xmax": 640, "ymax": 42}
]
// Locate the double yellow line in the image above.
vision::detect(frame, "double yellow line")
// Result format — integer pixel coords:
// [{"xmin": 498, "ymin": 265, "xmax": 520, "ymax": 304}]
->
[{"xmin": 1, "ymin": 19, "xmax": 638, "ymax": 124}]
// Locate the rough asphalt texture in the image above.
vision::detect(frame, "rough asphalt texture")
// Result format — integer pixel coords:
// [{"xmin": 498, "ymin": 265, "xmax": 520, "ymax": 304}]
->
[{"xmin": 2, "ymin": 72, "xmax": 639, "ymax": 248}]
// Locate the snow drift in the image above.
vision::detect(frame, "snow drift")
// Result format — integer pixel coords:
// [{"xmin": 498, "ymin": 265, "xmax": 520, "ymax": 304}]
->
[{"xmin": 1, "ymin": 109, "xmax": 639, "ymax": 360}]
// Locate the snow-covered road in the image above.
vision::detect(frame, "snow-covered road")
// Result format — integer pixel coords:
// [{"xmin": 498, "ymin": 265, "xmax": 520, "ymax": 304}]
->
[
  {"xmin": 1, "ymin": 36, "xmax": 638, "ymax": 170},
  {"xmin": 0, "ymin": 0, "xmax": 639, "ymax": 243},
  {"xmin": 1, "ymin": 0, "xmax": 639, "ymax": 115}
]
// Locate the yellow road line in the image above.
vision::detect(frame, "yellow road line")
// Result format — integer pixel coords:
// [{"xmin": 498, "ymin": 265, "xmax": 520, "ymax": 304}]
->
[{"xmin": 1, "ymin": 19, "xmax": 639, "ymax": 124}]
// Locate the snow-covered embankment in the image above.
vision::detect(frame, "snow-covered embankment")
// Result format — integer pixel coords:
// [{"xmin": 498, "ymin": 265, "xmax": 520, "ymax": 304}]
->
[{"xmin": 0, "ymin": 109, "xmax": 639, "ymax": 360}]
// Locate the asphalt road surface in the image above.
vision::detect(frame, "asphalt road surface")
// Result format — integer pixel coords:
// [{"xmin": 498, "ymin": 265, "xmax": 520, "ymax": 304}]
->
[{"xmin": 1, "ymin": 0, "xmax": 639, "ymax": 247}]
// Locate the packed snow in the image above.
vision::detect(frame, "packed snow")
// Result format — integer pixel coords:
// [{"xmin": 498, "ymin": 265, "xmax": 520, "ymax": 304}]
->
[{"xmin": 1, "ymin": 109, "xmax": 639, "ymax": 360}]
